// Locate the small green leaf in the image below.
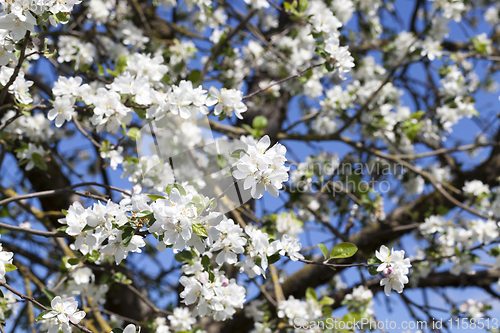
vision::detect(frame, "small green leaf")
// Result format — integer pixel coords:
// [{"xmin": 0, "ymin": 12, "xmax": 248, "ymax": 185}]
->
[
  {"xmin": 127, "ymin": 127, "xmax": 140, "ymax": 141},
  {"xmin": 252, "ymin": 116, "xmax": 268, "ymax": 130},
  {"xmin": 305, "ymin": 287, "xmax": 317, "ymax": 302},
  {"xmin": 87, "ymin": 250, "xmax": 99, "ymax": 262},
  {"xmin": 67, "ymin": 258, "xmax": 80, "ymax": 266},
  {"xmin": 4, "ymin": 264, "xmax": 17, "ymax": 272},
  {"xmin": 174, "ymin": 184, "xmax": 186, "ymax": 196},
  {"xmin": 341, "ymin": 311, "xmax": 363, "ymax": 323},
  {"xmin": 116, "ymin": 56, "xmax": 128, "ymax": 73},
  {"xmin": 174, "ymin": 250, "xmax": 193, "ymax": 264},
  {"xmin": 317, "ymin": 243, "xmax": 328, "ymax": 259},
  {"xmin": 36, "ymin": 310, "xmax": 53, "ymax": 321},
  {"xmin": 41, "ymin": 288, "xmax": 56, "ymax": 302},
  {"xmin": 367, "ymin": 257, "xmax": 382, "ymax": 265},
  {"xmin": 319, "ymin": 296, "xmax": 334, "ymax": 306},
  {"xmin": 329, "ymin": 242, "xmax": 358, "ymax": 259},
  {"xmin": 201, "ymin": 255, "xmax": 211, "ymax": 270},
  {"xmin": 298, "ymin": 0, "xmax": 308, "ymax": 12},
  {"xmin": 268, "ymin": 254, "xmax": 281, "ymax": 265},
  {"xmin": 135, "ymin": 108, "xmax": 147, "ymax": 119},
  {"xmin": 192, "ymin": 223, "xmax": 207, "ymax": 237},
  {"xmin": 165, "ymin": 184, "xmax": 174, "ymax": 195},
  {"xmin": 368, "ymin": 266, "xmax": 379, "ymax": 276},
  {"xmin": 148, "ymin": 194, "xmax": 165, "ymax": 201},
  {"xmin": 122, "ymin": 226, "xmax": 135, "ymax": 247},
  {"xmin": 188, "ymin": 70, "xmax": 201, "ymax": 84},
  {"xmin": 111, "ymin": 329, "xmax": 123, "ymax": 333},
  {"xmin": 230, "ymin": 149, "xmax": 248, "ymax": 159}
]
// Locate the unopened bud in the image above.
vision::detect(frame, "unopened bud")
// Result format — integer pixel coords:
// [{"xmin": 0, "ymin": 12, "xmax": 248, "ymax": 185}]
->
[{"xmin": 382, "ymin": 267, "xmax": 393, "ymax": 277}]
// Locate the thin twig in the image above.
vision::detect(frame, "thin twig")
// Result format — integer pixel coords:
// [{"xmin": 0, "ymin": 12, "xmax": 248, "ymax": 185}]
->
[
  {"xmin": 72, "ymin": 116, "xmax": 102, "ymax": 149},
  {"xmin": 243, "ymin": 63, "xmax": 322, "ymax": 100},
  {"xmin": 0, "ymin": 181, "xmax": 131, "ymax": 208}
]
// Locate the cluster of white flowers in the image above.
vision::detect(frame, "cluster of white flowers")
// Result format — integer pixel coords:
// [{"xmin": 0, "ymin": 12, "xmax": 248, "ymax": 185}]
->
[
  {"xmin": 277, "ymin": 295, "xmax": 322, "ymax": 326},
  {"xmin": 324, "ymin": 36, "xmax": 355, "ymax": 79},
  {"xmin": 233, "ymin": 135, "xmax": 289, "ymax": 199},
  {"xmin": 463, "ymin": 180, "xmax": 490, "ymax": 196},
  {"xmin": 275, "ymin": 212, "xmax": 303, "ymax": 238},
  {"xmin": 343, "ymin": 285, "xmax": 374, "ymax": 316},
  {"xmin": 41, "ymin": 296, "xmax": 86, "ymax": 333},
  {"xmin": 57, "ymin": 35, "xmax": 97, "ymax": 69},
  {"xmin": 0, "ymin": 66, "xmax": 33, "ymax": 105},
  {"xmin": 58, "ymin": 198, "xmax": 147, "ymax": 264},
  {"xmin": 375, "ymin": 245, "xmax": 412, "ymax": 296},
  {"xmin": 419, "ymin": 214, "xmax": 499, "ymax": 275},
  {"xmin": 16, "ymin": 142, "xmax": 47, "ymax": 171},
  {"xmin": 149, "ymin": 188, "xmax": 200, "ymax": 253},
  {"xmin": 146, "ymin": 80, "xmax": 248, "ymax": 121},
  {"xmin": 459, "ymin": 299, "xmax": 486, "ymax": 318},
  {"xmin": 0, "ymin": 0, "xmax": 80, "ymax": 66},
  {"xmin": 0, "ymin": 110, "xmax": 57, "ymax": 141},
  {"xmin": 180, "ymin": 266, "xmax": 246, "ymax": 321},
  {"xmin": 206, "ymin": 87, "xmax": 247, "ymax": 119},
  {"xmin": 432, "ymin": 0, "xmax": 467, "ymax": 22},
  {"xmin": 436, "ymin": 66, "xmax": 478, "ymax": 132}
]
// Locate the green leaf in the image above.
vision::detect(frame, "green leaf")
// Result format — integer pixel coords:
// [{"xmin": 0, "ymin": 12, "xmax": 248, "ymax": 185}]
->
[
  {"xmin": 174, "ymin": 184, "xmax": 187, "ymax": 196},
  {"xmin": 165, "ymin": 184, "xmax": 174, "ymax": 195},
  {"xmin": 317, "ymin": 243, "xmax": 328, "ymax": 259},
  {"xmin": 367, "ymin": 257, "xmax": 382, "ymax": 265},
  {"xmin": 36, "ymin": 310, "xmax": 53, "ymax": 321},
  {"xmin": 87, "ymin": 250, "xmax": 100, "ymax": 262},
  {"xmin": 490, "ymin": 247, "xmax": 500, "ymax": 257},
  {"xmin": 319, "ymin": 296, "xmax": 334, "ymax": 306},
  {"xmin": 268, "ymin": 254, "xmax": 281, "ymax": 265},
  {"xmin": 298, "ymin": 0, "xmax": 308, "ymax": 12},
  {"xmin": 201, "ymin": 255, "xmax": 211, "ymax": 270},
  {"xmin": 368, "ymin": 266, "xmax": 379, "ymax": 276},
  {"xmin": 111, "ymin": 329, "xmax": 123, "ymax": 333},
  {"xmin": 148, "ymin": 194, "xmax": 165, "ymax": 201},
  {"xmin": 67, "ymin": 258, "xmax": 80, "ymax": 266},
  {"xmin": 329, "ymin": 242, "xmax": 358, "ymax": 259},
  {"xmin": 411, "ymin": 110, "xmax": 426, "ymax": 119},
  {"xmin": 252, "ymin": 116, "xmax": 268, "ymax": 130},
  {"xmin": 116, "ymin": 56, "xmax": 128, "ymax": 73},
  {"xmin": 135, "ymin": 108, "xmax": 147, "ymax": 119},
  {"xmin": 192, "ymin": 223, "xmax": 208, "ymax": 237},
  {"xmin": 4, "ymin": 264, "xmax": 17, "ymax": 272},
  {"xmin": 174, "ymin": 250, "xmax": 193, "ymax": 264},
  {"xmin": 127, "ymin": 127, "xmax": 140, "ymax": 141},
  {"xmin": 41, "ymin": 288, "xmax": 56, "ymax": 302},
  {"xmin": 230, "ymin": 149, "xmax": 247, "ymax": 159},
  {"xmin": 188, "ymin": 70, "xmax": 201, "ymax": 84},
  {"xmin": 305, "ymin": 287, "xmax": 317, "ymax": 302},
  {"xmin": 341, "ymin": 311, "xmax": 363, "ymax": 323},
  {"xmin": 122, "ymin": 226, "xmax": 135, "ymax": 247}
]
